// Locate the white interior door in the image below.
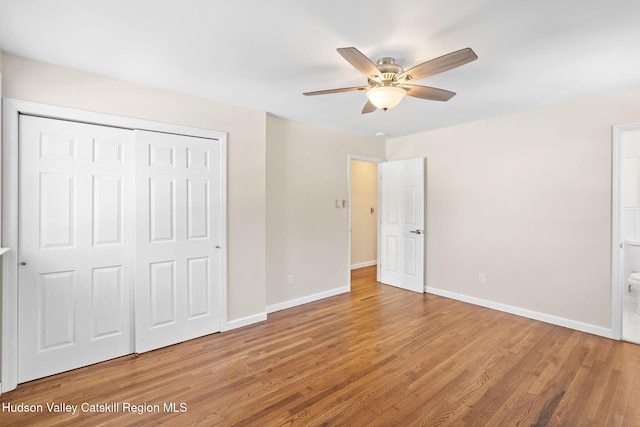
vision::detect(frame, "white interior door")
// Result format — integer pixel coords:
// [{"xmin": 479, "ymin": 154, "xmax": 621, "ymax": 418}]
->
[
  {"xmin": 379, "ymin": 158, "xmax": 425, "ymax": 293},
  {"xmin": 134, "ymin": 130, "xmax": 222, "ymax": 353},
  {"xmin": 18, "ymin": 115, "xmax": 134, "ymax": 383}
]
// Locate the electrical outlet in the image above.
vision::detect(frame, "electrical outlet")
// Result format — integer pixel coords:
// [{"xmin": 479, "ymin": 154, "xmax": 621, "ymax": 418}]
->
[
  {"xmin": 288, "ymin": 274, "xmax": 294, "ymax": 285},
  {"xmin": 478, "ymin": 273, "xmax": 486, "ymax": 284}
]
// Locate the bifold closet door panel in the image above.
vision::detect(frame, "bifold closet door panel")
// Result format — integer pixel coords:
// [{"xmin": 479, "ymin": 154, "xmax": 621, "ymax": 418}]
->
[
  {"xmin": 134, "ymin": 130, "xmax": 222, "ymax": 353},
  {"xmin": 18, "ymin": 115, "xmax": 135, "ymax": 383}
]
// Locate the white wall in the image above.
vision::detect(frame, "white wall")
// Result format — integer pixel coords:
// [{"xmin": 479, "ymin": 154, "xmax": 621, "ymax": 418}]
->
[
  {"xmin": 350, "ymin": 160, "xmax": 378, "ymax": 268},
  {"xmin": 266, "ymin": 116, "xmax": 385, "ymax": 310},
  {"xmin": 623, "ymin": 132, "xmax": 640, "ymax": 209},
  {"xmin": 387, "ymin": 86, "xmax": 640, "ymax": 329},
  {"xmin": 623, "ymin": 132, "xmax": 640, "ymax": 243},
  {"xmin": 623, "ymin": 158, "xmax": 640, "ymax": 208},
  {"xmin": 1, "ymin": 53, "xmax": 267, "ymax": 324}
]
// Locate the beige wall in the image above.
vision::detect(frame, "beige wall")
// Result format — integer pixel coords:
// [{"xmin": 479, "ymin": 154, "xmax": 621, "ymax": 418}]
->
[
  {"xmin": 350, "ymin": 160, "xmax": 378, "ymax": 267},
  {"xmin": 387, "ymin": 86, "xmax": 640, "ymax": 329},
  {"xmin": 1, "ymin": 53, "xmax": 267, "ymax": 324},
  {"xmin": 4, "ymin": 51, "xmax": 640, "ymax": 334},
  {"xmin": 266, "ymin": 116, "xmax": 385, "ymax": 308}
]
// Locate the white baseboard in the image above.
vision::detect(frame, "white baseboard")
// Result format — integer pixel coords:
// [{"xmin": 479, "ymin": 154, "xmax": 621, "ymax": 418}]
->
[
  {"xmin": 425, "ymin": 286, "xmax": 614, "ymax": 339},
  {"xmin": 351, "ymin": 260, "xmax": 377, "ymax": 270},
  {"xmin": 267, "ymin": 286, "xmax": 350, "ymax": 314},
  {"xmin": 222, "ymin": 312, "xmax": 267, "ymax": 332}
]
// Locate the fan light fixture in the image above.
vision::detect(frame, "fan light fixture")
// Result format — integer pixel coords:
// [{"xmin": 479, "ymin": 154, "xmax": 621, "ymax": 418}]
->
[
  {"xmin": 365, "ymin": 86, "xmax": 406, "ymax": 110},
  {"xmin": 303, "ymin": 47, "xmax": 478, "ymax": 114}
]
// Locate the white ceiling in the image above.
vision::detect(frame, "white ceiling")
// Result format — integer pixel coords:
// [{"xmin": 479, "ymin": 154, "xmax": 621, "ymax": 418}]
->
[{"xmin": 1, "ymin": 0, "xmax": 639, "ymax": 138}]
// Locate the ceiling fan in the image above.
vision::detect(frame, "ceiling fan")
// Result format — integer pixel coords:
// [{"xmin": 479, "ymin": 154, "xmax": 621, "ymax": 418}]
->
[{"xmin": 303, "ymin": 47, "xmax": 478, "ymax": 114}]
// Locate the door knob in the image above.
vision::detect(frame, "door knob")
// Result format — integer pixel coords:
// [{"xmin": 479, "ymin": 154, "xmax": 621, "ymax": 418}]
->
[
  {"xmin": 409, "ymin": 230, "xmax": 422, "ymax": 235},
  {"xmin": 20, "ymin": 261, "xmax": 27, "ymax": 266}
]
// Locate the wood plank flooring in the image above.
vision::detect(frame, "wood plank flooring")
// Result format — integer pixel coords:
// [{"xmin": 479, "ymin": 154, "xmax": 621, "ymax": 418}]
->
[{"xmin": 2, "ymin": 266, "xmax": 640, "ymax": 426}]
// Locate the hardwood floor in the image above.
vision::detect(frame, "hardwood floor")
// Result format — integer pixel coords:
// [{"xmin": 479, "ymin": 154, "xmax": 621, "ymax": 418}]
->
[{"xmin": 2, "ymin": 266, "xmax": 640, "ymax": 426}]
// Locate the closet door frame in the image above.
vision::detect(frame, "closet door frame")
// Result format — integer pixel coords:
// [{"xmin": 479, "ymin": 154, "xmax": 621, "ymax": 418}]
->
[{"xmin": 1, "ymin": 98, "xmax": 228, "ymax": 393}]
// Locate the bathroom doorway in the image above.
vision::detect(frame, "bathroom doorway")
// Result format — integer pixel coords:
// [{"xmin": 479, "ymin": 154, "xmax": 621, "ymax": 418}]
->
[{"xmin": 612, "ymin": 123, "xmax": 640, "ymax": 343}]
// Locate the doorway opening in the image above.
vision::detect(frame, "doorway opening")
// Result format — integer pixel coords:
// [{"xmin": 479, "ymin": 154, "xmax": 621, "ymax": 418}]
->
[
  {"xmin": 347, "ymin": 155, "xmax": 427, "ymax": 293},
  {"xmin": 612, "ymin": 122, "xmax": 640, "ymax": 343},
  {"xmin": 347, "ymin": 155, "xmax": 384, "ymax": 288}
]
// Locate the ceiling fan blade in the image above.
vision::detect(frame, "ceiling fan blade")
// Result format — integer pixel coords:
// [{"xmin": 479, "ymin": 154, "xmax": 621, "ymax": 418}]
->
[
  {"xmin": 361, "ymin": 100, "xmax": 377, "ymax": 114},
  {"xmin": 397, "ymin": 48, "xmax": 478, "ymax": 82},
  {"xmin": 303, "ymin": 86, "xmax": 370, "ymax": 96},
  {"xmin": 402, "ymin": 85, "xmax": 456, "ymax": 101},
  {"xmin": 337, "ymin": 47, "xmax": 381, "ymax": 80}
]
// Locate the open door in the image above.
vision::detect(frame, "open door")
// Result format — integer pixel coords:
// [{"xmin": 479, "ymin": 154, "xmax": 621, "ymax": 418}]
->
[{"xmin": 379, "ymin": 158, "xmax": 425, "ymax": 293}]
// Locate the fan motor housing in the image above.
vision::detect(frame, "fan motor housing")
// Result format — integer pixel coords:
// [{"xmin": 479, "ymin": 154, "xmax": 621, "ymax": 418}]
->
[{"xmin": 376, "ymin": 57, "xmax": 404, "ymax": 76}]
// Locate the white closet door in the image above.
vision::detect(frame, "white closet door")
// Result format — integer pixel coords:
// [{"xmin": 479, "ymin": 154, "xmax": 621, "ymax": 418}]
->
[
  {"xmin": 18, "ymin": 115, "xmax": 135, "ymax": 383},
  {"xmin": 134, "ymin": 130, "xmax": 222, "ymax": 353}
]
